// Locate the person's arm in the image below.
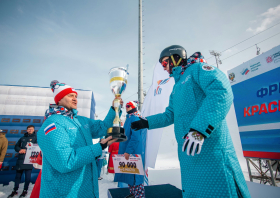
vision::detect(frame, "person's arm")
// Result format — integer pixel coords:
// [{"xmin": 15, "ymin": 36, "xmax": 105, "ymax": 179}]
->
[
  {"xmin": 33, "ymin": 135, "xmax": 38, "ymax": 144},
  {"xmin": 87, "ymin": 107, "xmax": 117, "ymax": 139},
  {"xmin": 125, "ymin": 119, "xmax": 141, "ymax": 155},
  {"xmin": 189, "ymin": 64, "xmax": 233, "ymax": 138},
  {"xmin": 38, "ymin": 118, "xmax": 103, "ymax": 173},
  {"xmin": 0, "ymin": 139, "xmax": 8, "ymax": 162},
  {"xmin": 145, "ymin": 89, "xmax": 175, "ymax": 129},
  {"xmin": 14, "ymin": 138, "xmax": 22, "ymax": 152}
]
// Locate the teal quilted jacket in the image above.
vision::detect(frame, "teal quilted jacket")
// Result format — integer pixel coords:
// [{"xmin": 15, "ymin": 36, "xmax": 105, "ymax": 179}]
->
[
  {"xmin": 38, "ymin": 108, "xmax": 115, "ymax": 198},
  {"xmin": 146, "ymin": 63, "xmax": 251, "ymax": 198}
]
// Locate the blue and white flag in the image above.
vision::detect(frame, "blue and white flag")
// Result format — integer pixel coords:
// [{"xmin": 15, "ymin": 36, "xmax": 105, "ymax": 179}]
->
[{"xmin": 141, "ymin": 62, "xmax": 175, "ymax": 185}]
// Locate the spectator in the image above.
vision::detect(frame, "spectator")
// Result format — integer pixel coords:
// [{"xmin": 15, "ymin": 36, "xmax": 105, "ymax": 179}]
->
[
  {"xmin": 114, "ymin": 101, "xmax": 146, "ymax": 198},
  {"xmin": 0, "ymin": 129, "xmax": 8, "ymax": 169},
  {"xmin": 108, "ymin": 142, "xmax": 119, "ymax": 174},
  {"xmin": 8, "ymin": 125, "xmax": 37, "ymax": 198}
]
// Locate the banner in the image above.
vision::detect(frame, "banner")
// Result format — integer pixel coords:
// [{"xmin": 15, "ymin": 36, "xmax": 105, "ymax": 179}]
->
[
  {"xmin": 112, "ymin": 154, "xmax": 144, "ymax": 175},
  {"xmin": 227, "ymin": 45, "xmax": 280, "ymax": 160},
  {"xmin": 24, "ymin": 144, "xmax": 41, "ymax": 164},
  {"xmin": 141, "ymin": 62, "xmax": 175, "ymax": 184}
]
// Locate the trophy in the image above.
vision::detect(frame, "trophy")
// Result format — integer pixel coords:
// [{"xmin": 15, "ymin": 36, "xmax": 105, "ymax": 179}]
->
[{"xmin": 106, "ymin": 65, "xmax": 129, "ymax": 142}]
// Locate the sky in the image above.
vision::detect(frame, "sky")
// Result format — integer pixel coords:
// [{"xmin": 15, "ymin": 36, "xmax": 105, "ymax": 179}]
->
[{"xmin": 1, "ymin": 0, "xmax": 280, "ymax": 119}]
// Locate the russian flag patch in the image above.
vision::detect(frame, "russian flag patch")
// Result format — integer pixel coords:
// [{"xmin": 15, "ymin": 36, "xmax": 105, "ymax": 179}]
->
[{"xmin": 44, "ymin": 123, "xmax": 56, "ymax": 135}]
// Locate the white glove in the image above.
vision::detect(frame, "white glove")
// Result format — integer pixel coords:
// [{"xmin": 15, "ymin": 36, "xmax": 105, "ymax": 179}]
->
[{"xmin": 182, "ymin": 131, "xmax": 204, "ymax": 156}]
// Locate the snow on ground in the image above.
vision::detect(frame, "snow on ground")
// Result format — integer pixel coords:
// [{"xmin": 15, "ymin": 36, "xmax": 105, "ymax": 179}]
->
[
  {"xmin": 0, "ymin": 182, "xmax": 34, "ymax": 198},
  {"xmin": 0, "ymin": 167, "xmax": 279, "ymax": 198}
]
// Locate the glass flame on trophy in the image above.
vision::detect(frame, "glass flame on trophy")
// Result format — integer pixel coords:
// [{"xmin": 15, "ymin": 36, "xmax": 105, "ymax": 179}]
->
[{"xmin": 106, "ymin": 65, "xmax": 129, "ymax": 142}]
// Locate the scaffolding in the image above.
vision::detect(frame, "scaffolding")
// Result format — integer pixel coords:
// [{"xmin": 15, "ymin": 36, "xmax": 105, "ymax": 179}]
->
[{"xmin": 246, "ymin": 158, "xmax": 280, "ymax": 186}]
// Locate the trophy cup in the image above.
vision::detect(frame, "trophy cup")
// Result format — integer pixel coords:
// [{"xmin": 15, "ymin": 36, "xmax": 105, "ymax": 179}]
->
[{"xmin": 106, "ymin": 65, "xmax": 129, "ymax": 142}]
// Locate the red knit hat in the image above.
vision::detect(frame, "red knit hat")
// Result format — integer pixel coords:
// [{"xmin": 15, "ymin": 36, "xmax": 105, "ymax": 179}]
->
[
  {"xmin": 126, "ymin": 101, "xmax": 138, "ymax": 109},
  {"xmin": 50, "ymin": 80, "xmax": 78, "ymax": 105}
]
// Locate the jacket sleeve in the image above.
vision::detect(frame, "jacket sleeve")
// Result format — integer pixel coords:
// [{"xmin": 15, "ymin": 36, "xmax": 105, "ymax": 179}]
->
[
  {"xmin": 0, "ymin": 139, "xmax": 8, "ymax": 162},
  {"xmin": 125, "ymin": 117, "xmax": 141, "ymax": 154},
  {"xmin": 189, "ymin": 64, "xmax": 233, "ymax": 138},
  {"xmin": 146, "ymin": 90, "xmax": 174, "ymax": 130},
  {"xmin": 38, "ymin": 119, "xmax": 102, "ymax": 173},
  {"xmin": 87, "ymin": 107, "xmax": 116, "ymax": 139},
  {"xmin": 14, "ymin": 138, "xmax": 22, "ymax": 152}
]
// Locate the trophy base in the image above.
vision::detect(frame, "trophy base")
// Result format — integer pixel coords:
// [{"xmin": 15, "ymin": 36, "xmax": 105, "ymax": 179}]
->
[{"xmin": 106, "ymin": 127, "xmax": 127, "ymax": 142}]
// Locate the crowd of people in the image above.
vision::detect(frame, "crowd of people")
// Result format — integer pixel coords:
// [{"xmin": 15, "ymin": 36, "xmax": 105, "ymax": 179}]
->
[{"xmin": 1, "ymin": 45, "xmax": 251, "ymax": 198}]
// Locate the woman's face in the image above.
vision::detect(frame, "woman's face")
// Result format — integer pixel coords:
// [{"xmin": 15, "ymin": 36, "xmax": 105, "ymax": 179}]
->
[
  {"xmin": 126, "ymin": 106, "xmax": 132, "ymax": 113},
  {"xmin": 161, "ymin": 57, "xmax": 171, "ymax": 74}
]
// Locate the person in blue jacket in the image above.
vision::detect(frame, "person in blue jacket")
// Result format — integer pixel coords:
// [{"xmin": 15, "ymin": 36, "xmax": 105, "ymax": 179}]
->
[
  {"xmin": 37, "ymin": 80, "xmax": 121, "ymax": 198},
  {"xmin": 131, "ymin": 46, "xmax": 251, "ymax": 198},
  {"xmin": 114, "ymin": 101, "xmax": 146, "ymax": 198}
]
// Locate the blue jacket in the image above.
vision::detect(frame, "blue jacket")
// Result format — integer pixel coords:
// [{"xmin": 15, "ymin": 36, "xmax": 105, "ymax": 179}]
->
[
  {"xmin": 38, "ymin": 108, "xmax": 115, "ymax": 198},
  {"xmin": 146, "ymin": 63, "xmax": 251, "ymax": 198},
  {"xmin": 114, "ymin": 113, "xmax": 145, "ymax": 186}
]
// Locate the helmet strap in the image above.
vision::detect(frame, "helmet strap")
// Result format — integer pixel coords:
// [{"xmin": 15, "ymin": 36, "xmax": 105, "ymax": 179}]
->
[
  {"xmin": 168, "ymin": 55, "xmax": 183, "ymax": 74},
  {"xmin": 171, "ymin": 55, "xmax": 182, "ymax": 67}
]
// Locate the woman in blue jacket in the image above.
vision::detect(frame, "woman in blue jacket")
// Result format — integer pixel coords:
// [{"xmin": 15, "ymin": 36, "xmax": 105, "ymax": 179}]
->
[{"xmin": 114, "ymin": 101, "xmax": 145, "ymax": 198}]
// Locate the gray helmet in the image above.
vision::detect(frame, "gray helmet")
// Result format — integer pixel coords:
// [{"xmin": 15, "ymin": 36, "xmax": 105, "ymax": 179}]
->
[{"xmin": 159, "ymin": 45, "xmax": 187, "ymax": 63}]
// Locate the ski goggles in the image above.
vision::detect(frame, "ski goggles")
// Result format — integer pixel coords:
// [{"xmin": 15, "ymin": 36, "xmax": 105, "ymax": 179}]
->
[
  {"xmin": 51, "ymin": 83, "xmax": 66, "ymax": 92},
  {"xmin": 161, "ymin": 59, "xmax": 169, "ymax": 67},
  {"xmin": 126, "ymin": 104, "xmax": 131, "ymax": 108},
  {"xmin": 53, "ymin": 83, "xmax": 66, "ymax": 89}
]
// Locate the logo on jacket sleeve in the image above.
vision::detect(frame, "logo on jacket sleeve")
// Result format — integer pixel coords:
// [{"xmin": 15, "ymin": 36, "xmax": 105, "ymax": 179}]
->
[
  {"xmin": 44, "ymin": 123, "xmax": 56, "ymax": 135},
  {"xmin": 202, "ymin": 65, "xmax": 214, "ymax": 71}
]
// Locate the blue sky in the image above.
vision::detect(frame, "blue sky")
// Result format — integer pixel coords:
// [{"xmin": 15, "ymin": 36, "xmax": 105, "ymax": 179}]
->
[{"xmin": 1, "ymin": 0, "xmax": 280, "ymax": 119}]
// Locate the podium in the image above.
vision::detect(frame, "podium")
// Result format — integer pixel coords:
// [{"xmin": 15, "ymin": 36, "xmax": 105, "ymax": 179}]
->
[{"xmin": 107, "ymin": 184, "xmax": 182, "ymax": 198}]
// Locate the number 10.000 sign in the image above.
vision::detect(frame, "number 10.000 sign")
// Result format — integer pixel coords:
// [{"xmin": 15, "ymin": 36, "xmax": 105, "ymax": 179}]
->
[{"xmin": 112, "ymin": 154, "xmax": 144, "ymax": 175}]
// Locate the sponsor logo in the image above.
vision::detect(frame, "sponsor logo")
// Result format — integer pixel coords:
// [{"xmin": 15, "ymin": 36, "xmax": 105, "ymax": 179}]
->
[
  {"xmin": 241, "ymin": 68, "xmax": 250, "ymax": 75},
  {"xmin": 169, "ymin": 48, "xmax": 182, "ymax": 51},
  {"xmin": 154, "ymin": 78, "xmax": 171, "ymax": 96},
  {"xmin": 266, "ymin": 50, "xmax": 280, "ymax": 64},
  {"xmin": 202, "ymin": 65, "xmax": 214, "ymax": 71},
  {"xmin": 181, "ymin": 75, "xmax": 191, "ymax": 84},
  {"xmin": 266, "ymin": 56, "xmax": 273, "ymax": 63},
  {"xmin": 249, "ymin": 62, "xmax": 261, "ymax": 72},
  {"xmin": 228, "ymin": 73, "xmax": 235, "ymax": 82},
  {"xmin": 154, "ymin": 87, "xmax": 162, "ymax": 96}
]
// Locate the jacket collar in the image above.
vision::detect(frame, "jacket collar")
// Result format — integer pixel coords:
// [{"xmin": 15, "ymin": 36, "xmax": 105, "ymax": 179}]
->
[
  {"xmin": 24, "ymin": 132, "xmax": 36, "ymax": 137},
  {"xmin": 44, "ymin": 104, "xmax": 78, "ymax": 120},
  {"xmin": 126, "ymin": 110, "xmax": 141, "ymax": 118},
  {"xmin": 170, "ymin": 66, "xmax": 184, "ymax": 83}
]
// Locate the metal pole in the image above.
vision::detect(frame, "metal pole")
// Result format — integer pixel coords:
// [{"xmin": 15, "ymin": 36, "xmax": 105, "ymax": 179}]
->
[
  {"xmin": 267, "ymin": 160, "xmax": 276, "ymax": 186},
  {"xmin": 138, "ymin": 0, "xmax": 143, "ymax": 111},
  {"xmin": 246, "ymin": 158, "xmax": 253, "ymax": 182},
  {"xmin": 214, "ymin": 54, "xmax": 219, "ymax": 68}
]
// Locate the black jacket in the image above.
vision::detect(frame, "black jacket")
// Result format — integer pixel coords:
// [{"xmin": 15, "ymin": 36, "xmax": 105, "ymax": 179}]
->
[{"xmin": 14, "ymin": 132, "xmax": 37, "ymax": 170}]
